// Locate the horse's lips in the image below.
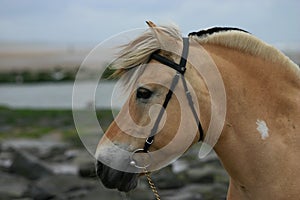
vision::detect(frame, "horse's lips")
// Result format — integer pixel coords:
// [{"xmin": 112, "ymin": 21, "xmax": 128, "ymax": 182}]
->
[{"xmin": 96, "ymin": 160, "xmax": 139, "ymax": 192}]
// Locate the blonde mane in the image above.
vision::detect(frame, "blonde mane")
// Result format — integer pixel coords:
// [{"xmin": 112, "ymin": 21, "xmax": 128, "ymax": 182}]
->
[
  {"xmin": 111, "ymin": 24, "xmax": 299, "ymax": 87},
  {"xmin": 189, "ymin": 30, "xmax": 299, "ymax": 73},
  {"xmin": 109, "ymin": 24, "xmax": 181, "ymax": 89},
  {"xmin": 111, "ymin": 25, "xmax": 182, "ymax": 76}
]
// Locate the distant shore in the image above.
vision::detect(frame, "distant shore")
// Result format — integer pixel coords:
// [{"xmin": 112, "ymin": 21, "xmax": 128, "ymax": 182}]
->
[
  {"xmin": 0, "ymin": 43, "xmax": 299, "ymax": 72},
  {"xmin": 0, "ymin": 43, "xmax": 299, "ymax": 83},
  {"xmin": 0, "ymin": 43, "xmax": 119, "ymax": 83}
]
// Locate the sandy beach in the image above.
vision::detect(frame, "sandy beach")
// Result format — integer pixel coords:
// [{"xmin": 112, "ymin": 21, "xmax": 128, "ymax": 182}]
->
[
  {"xmin": 0, "ymin": 43, "xmax": 299, "ymax": 74},
  {"xmin": 0, "ymin": 43, "xmax": 116, "ymax": 73}
]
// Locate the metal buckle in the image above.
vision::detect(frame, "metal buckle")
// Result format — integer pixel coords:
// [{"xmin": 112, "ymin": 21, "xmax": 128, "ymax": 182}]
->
[
  {"xmin": 145, "ymin": 138, "xmax": 154, "ymax": 145},
  {"xmin": 181, "ymin": 67, "xmax": 186, "ymax": 73},
  {"xmin": 129, "ymin": 148, "xmax": 152, "ymax": 169}
]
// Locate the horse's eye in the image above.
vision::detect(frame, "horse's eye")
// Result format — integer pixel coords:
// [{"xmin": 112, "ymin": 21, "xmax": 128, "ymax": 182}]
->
[{"xmin": 136, "ymin": 87, "xmax": 153, "ymax": 100}]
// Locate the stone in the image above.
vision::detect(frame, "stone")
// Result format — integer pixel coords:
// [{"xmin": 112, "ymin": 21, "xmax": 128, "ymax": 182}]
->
[
  {"xmin": 0, "ymin": 137, "xmax": 230, "ymax": 199},
  {"xmin": 30, "ymin": 174, "xmax": 97, "ymax": 200},
  {"xmin": 1, "ymin": 139, "xmax": 68, "ymax": 159},
  {"xmin": 79, "ymin": 188, "xmax": 124, "ymax": 200},
  {"xmin": 198, "ymin": 151, "xmax": 221, "ymax": 166},
  {"xmin": 152, "ymin": 166, "xmax": 185, "ymax": 189},
  {"xmin": 10, "ymin": 148, "xmax": 54, "ymax": 180},
  {"xmin": 159, "ymin": 185, "xmax": 203, "ymax": 200},
  {"xmin": 79, "ymin": 161, "xmax": 96, "ymax": 178},
  {"xmin": 71, "ymin": 149, "xmax": 96, "ymax": 178},
  {"xmin": 126, "ymin": 186, "xmax": 158, "ymax": 200},
  {"xmin": 176, "ymin": 184, "xmax": 227, "ymax": 200},
  {"xmin": 185, "ymin": 166, "xmax": 226, "ymax": 184},
  {"xmin": 71, "ymin": 149, "xmax": 94, "ymax": 165},
  {"xmin": 0, "ymin": 151, "xmax": 13, "ymax": 172},
  {"xmin": 0, "ymin": 171, "xmax": 29, "ymax": 199},
  {"xmin": 163, "ymin": 192, "xmax": 203, "ymax": 200},
  {"xmin": 49, "ymin": 163, "xmax": 78, "ymax": 175},
  {"xmin": 172, "ymin": 159, "xmax": 189, "ymax": 173}
]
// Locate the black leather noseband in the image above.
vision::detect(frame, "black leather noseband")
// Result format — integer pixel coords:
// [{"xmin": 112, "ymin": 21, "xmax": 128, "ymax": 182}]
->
[{"xmin": 143, "ymin": 37, "xmax": 204, "ymax": 152}]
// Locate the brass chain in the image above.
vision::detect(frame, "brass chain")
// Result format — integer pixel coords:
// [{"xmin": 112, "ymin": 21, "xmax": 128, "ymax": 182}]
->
[{"xmin": 144, "ymin": 168, "xmax": 161, "ymax": 200}]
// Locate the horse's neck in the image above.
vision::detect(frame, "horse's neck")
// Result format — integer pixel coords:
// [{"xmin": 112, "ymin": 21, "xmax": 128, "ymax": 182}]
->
[
  {"xmin": 202, "ymin": 44, "xmax": 300, "ymax": 198},
  {"xmin": 204, "ymin": 44, "xmax": 300, "ymax": 137},
  {"xmin": 206, "ymin": 44, "xmax": 300, "ymax": 137}
]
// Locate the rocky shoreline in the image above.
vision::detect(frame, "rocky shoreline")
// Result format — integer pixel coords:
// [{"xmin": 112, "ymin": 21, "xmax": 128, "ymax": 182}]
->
[{"xmin": 0, "ymin": 137, "xmax": 229, "ymax": 200}]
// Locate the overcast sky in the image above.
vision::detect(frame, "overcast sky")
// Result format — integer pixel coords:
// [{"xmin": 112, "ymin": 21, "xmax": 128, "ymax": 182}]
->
[{"xmin": 0, "ymin": 0, "xmax": 299, "ymax": 49}]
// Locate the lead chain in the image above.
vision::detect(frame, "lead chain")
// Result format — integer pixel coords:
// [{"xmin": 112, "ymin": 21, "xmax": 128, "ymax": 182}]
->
[{"xmin": 144, "ymin": 168, "xmax": 161, "ymax": 200}]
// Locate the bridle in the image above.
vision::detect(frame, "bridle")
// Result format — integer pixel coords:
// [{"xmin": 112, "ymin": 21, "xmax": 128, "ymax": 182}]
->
[
  {"xmin": 142, "ymin": 37, "xmax": 204, "ymax": 153},
  {"xmin": 123, "ymin": 36, "xmax": 207, "ymax": 200},
  {"xmin": 129, "ymin": 37, "xmax": 205, "ymax": 199}
]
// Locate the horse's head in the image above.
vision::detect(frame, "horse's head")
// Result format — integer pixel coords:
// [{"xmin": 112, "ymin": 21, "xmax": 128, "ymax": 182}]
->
[{"xmin": 95, "ymin": 21, "xmax": 210, "ymax": 192}]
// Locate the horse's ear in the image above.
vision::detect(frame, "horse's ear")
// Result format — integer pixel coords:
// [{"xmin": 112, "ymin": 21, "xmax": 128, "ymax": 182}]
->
[
  {"xmin": 146, "ymin": 21, "xmax": 180, "ymax": 52},
  {"xmin": 146, "ymin": 21, "xmax": 165, "ymax": 42},
  {"xmin": 146, "ymin": 21, "xmax": 157, "ymax": 29}
]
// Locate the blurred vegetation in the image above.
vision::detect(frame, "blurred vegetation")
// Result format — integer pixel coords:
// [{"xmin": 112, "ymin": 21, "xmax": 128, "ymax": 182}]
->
[
  {"xmin": 0, "ymin": 67, "xmax": 116, "ymax": 83},
  {"xmin": 0, "ymin": 70, "xmax": 75, "ymax": 83},
  {"xmin": 0, "ymin": 106, "xmax": 114, "ymax": 146}
]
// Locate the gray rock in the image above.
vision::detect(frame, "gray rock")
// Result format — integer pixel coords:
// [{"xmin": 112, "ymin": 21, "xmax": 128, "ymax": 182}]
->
[
  {"xmin": 12, "ymin": 198, "xmax": 33, "ymax": 200},
  {"xmin": 152, "ymin": 166, "xmax": 184, "ymax": 189},
  {"xmin": 174, "ymin": 184, "xmax": 227, "ymax": 200},
  {"xmin": 0, "ymin": 136, "xmax": 230, "ymax": 199},
  {"xmin": 163, "ymin": 192, "xmax": 203, "ymax": 200},
  {"xmin": 185, "ymin": 166, "xmax": 226, "ymax": 184},
  {"xmin": 79, "ymin": 161, "xmax": 96, "ymax": 178},
  {"xmin": 0, "ymin": 151, "xmax": 13, "ymax": 172},
  {"xmin": 10, "ymin": 149, "xmax": 54, "ymax": 180},
  {"xmin": 172, "ymin": 159, "xmax": 190, "ymax": 173},
  {"xmin": 78, "ymin": 188, "xmax": 125, "ymax": 200},
  {"xmin": 71, "ymin": 149, "xmax": 94, "ymax": 166},
  {"xmin": 127, "ymin": 186, "xmax": 158, "ymax": 200},
  {"xmin": 71, "ymin": 149, "xmax": 96, "ymax": 178},
  {"xmin": 160, "ymin": 185, "xmax": 203, "ymax": 200},
  {"xmin": 199, "ymin": 183, "xmax": 228, "ymax": 200},
  {"xmin": 186, "ymin": 168, "xmax": 214, "ymax": 183},
  {"xmin": 2, "ymin": 139, "xmax": 68, "ymax": 159},
  {"xmin": 49, "ymin": 163, "xmax": 78, "ymax": 175},
  {"xmin": 30, "ymin": 174, "xmax": 97, "ymax": 200},
  {"xmin": 198, "ymin": 151, "xmax": 221, "ymax": 166},
  {"xmin": 0, "ymin": 171, "xmax": 29, "ymax": 199}
]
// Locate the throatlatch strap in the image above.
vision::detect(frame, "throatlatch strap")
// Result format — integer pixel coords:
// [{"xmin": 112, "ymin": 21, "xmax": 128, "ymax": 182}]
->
[{"xmin": 180, "ymin": 75, "xmax": 204, "ymax": 142}]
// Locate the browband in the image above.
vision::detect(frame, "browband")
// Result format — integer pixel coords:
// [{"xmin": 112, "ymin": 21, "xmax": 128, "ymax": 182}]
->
[{"xmin": 150, "ymin": 37, "xmax": 189, "ymax": 74}]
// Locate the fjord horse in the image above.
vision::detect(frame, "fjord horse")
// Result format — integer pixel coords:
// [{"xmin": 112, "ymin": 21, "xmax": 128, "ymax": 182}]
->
[{"xmin": 95, "ymin": 21, "xmax": 300, "ymax": 199}]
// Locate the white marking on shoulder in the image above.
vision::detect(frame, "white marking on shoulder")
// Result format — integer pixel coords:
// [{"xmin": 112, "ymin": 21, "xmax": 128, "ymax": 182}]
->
[{"xmin": 256, "ymin": 119, "xmax": 269, "ymax": 140}]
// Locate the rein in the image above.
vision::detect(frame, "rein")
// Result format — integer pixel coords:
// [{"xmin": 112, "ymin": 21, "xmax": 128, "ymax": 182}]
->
[{"xmin": 143, "ymin": 37, "xmax": 204, "ymax": 152}]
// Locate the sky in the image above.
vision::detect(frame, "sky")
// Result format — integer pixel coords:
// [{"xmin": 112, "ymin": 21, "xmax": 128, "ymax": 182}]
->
[{"xmin": 0, "ymin": 0, "xmax": 299, "ymax": 49}]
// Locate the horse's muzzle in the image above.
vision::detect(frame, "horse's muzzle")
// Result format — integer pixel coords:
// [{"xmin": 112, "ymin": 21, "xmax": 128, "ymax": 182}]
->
[{"xmin": 96, "ymin": 160, "xmax": 139, "ymax": 192}]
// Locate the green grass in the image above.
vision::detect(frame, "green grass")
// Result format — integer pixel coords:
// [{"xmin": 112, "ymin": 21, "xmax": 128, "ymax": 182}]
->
[
  {"xmin": 0, "ymin": 70, "xmax": 78, "ymax": 83},
  {"xmin": 0, "ymin": 67, "xmax": 116, "ymax": 83},
  {"xmin": 0, "ymin": 106, "xmax": 114, "ymax": 146}
]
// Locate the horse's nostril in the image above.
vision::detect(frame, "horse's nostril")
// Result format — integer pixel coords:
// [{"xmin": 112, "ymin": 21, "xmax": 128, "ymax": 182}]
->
[
  {"xmin": 96, "ymin": 160, "xmax": 103, "ymax": 176},
  {"xmin": 95, "ymin": 160, "xmax": 139, "ymax": 192}
]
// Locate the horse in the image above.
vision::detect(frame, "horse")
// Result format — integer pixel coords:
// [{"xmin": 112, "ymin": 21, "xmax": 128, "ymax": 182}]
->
[{"xmin": 95, "ymin": 21, "xmax": 300, "ymax": 199}]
